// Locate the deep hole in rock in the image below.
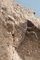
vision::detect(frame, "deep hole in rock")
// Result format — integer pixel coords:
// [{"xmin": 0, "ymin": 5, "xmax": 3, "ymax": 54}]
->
[{"xmin": 27, "ymin": 20, "xmax": 34, "ymax": 27}]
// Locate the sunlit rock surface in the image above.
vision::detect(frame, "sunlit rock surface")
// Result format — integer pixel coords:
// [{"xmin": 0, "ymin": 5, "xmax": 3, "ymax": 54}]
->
[{"xmin": 0, "ymin": 0, "xmax": 40, "ymax": 60}]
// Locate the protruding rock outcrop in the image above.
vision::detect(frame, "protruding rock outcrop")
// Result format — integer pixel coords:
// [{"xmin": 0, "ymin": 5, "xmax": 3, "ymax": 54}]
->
[{"xmin": 0, "ymin": 0, "xmax": 40, "ymax": 60}]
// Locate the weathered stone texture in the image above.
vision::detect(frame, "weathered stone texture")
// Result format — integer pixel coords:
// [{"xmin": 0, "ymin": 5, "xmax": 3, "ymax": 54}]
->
[{"xmin": 0, "ymin": 0, "xmax": 40, "ymax": 60}]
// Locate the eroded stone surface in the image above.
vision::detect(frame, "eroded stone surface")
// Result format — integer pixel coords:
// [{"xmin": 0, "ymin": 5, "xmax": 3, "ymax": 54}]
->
[{"xmin": 0, "ymin": 0, "xmax": 40, "ymax": 60}]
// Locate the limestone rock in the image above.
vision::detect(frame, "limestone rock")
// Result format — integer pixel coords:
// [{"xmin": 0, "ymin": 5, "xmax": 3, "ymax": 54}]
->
[{"xmin": 0, "ymin": 0, "xmax": 40, "ymax": 60}]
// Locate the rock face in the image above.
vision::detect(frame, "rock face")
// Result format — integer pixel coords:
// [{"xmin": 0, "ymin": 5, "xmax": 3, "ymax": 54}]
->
[{"xmin": 0, "ymin": 0, "xmax": 40, "ymax": 60}]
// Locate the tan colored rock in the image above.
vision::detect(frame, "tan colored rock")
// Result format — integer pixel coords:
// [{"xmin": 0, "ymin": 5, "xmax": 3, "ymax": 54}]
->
[{"xmin": 0, "ymin": 0, "xmax": 40, "ymax": 60}]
